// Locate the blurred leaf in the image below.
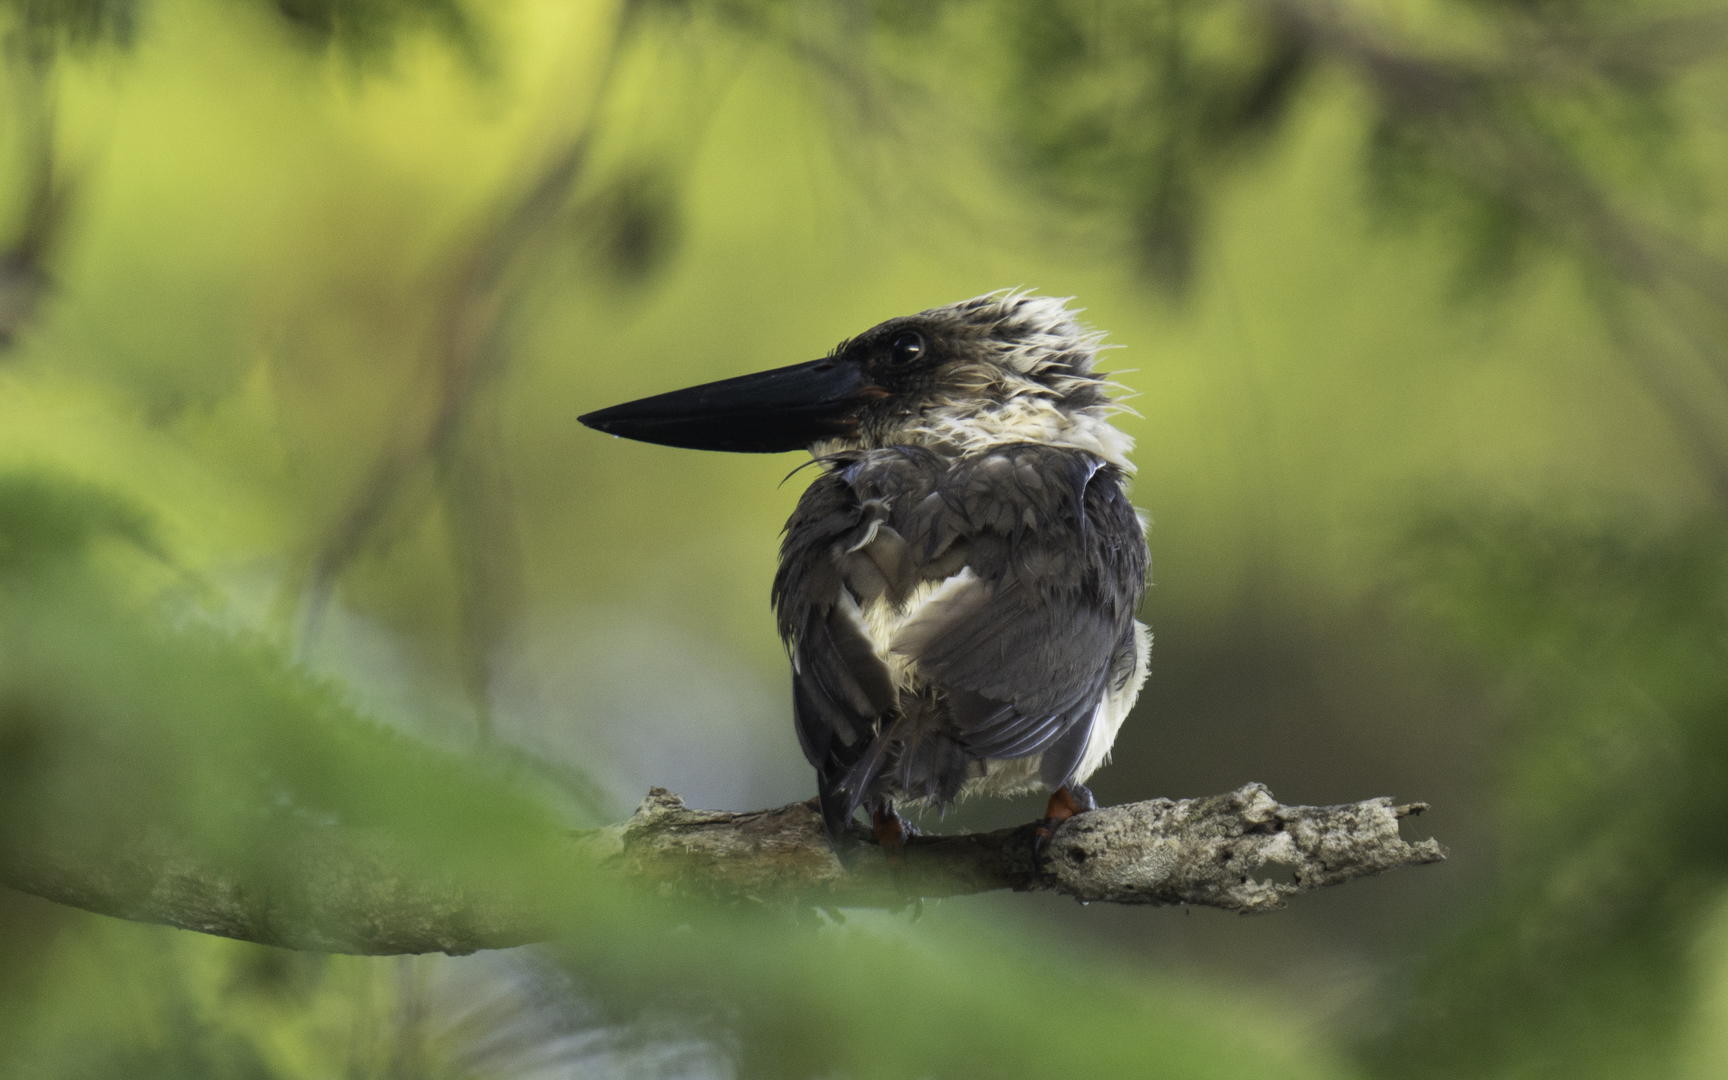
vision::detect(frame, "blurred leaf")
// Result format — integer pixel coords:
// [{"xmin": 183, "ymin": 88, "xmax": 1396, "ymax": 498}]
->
[
  {"xmin": 265, "ymin": 0, "xmax": 489, "ymax": 69},
  {"xmin": 567, "ymin": 162, "xmax": 683, "ymax": 286},
  {"xmin": 0, "ymin": 460, "xmax": 1354, "ymax": 1079},
  {"xmin": 0, "ymin": 0, "xmax": 140, "ymax": 50},
  {"xmin": 1365, "ymin": 508, "xmax": 1728, "ymax": 1080},
  {"xmin": 0, "ymin": 470, "xmax": 160, "ymax": 572},
  {"xmin": 0, "ymin": 469, "xmax": 573, "ymax": 896},
  {"xmin": 995, "ymin": 0, "xmax": 1310, "ymax": 294}
]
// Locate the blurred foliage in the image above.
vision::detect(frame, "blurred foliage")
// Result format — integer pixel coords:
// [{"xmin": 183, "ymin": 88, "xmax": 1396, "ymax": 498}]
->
[
  {"xmin": 997, "ymin": 0, "xmax": 1310, "ymax": 292},
  {"xmin": 0, "ymin": 464, "xmax": 1344, "ymax": 1077},
  {"xmin": 0, "ymin": 469, "xmax": 158, "ymax": 569},
  {"xmin": 0, "ymin": 0, "xmax": 487, "ymax": 59},
  {"xmin": 267, "ymin": 0, "xmax": 485, "ymax": 67},
  {"xmin": 984, "ymin": 0, "xmax": 1726, "ymax": 301},
  {"xmin": 4, "ymin": 906, "xmax": 1351, "ymax": 1080},
  {"xmin": 0, "ymin": 467, "xmax": 595, "ymax": 881},
  {"xmin": 1, "ymin": 0, "xmax": 1728, "ymax": 1077},
  {"xmin": 0, "ymin": 0, "xmax": 139, "ymax": 52},
  {"xmin": 1363, "ymin": 510, "xmax": 1728, "ymax": 1080}
]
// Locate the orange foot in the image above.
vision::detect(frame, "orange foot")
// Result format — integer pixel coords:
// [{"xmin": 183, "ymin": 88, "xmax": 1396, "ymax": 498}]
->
[
  {"xmin": 871, "ymin": 800, "xmax": 918, "ymax": 866},
  {"xmin": 1033, "ymin": 782, "xmax": 1098, "ymax": 870}
]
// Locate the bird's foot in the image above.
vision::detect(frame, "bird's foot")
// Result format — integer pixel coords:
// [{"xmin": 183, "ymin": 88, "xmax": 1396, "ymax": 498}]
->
[
  {"xmin": 1033, "ymin": 782, "xmax": 1097, "ymax": 872},
  {"xmin": 871, "ymin": 801, "xmax": 919, "ymax": 867}
]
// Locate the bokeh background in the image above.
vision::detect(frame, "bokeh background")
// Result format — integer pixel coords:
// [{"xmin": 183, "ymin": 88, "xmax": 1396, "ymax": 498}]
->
[{"xmin": 4, "ymin": 0, "xmax": 1728, "ymax": 1076}]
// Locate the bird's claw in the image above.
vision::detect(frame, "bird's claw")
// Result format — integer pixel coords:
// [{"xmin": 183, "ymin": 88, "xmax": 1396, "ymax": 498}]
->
[
  {"xmin": 872, "ymin": 801, "xmax": 918, "ymax": 867},
  {"xmin": 1032, "ymin": 782, "xmax": 1097, "ymax": 874}
]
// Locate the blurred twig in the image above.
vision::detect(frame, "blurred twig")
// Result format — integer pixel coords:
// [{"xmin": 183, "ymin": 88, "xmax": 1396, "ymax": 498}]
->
[
  {"xmin": 297, "ymin": 31, "xmax": 629, "ymax": 742},
  {"xmin": 0, "ymin": 30, "xmax": 75, "ymax": 350},
  {"xmin": 0, "ymin": 783, "xmax": 1443, "ymax": 954}
]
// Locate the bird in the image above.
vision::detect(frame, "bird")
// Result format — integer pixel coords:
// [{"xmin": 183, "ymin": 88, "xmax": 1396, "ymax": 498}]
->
[{"xmin": 579, "ymin": 291, "xmax": 1150, "ymax": 856}]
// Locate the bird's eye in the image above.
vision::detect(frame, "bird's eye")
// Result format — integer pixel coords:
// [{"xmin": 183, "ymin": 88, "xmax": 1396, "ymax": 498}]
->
[{"xmin": 890, "ymin": 332, "xmax": 926, "ymax": 364}]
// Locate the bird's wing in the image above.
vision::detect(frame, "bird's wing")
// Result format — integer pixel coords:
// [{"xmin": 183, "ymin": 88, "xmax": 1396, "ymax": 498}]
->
[
  {"xmin": 773, "ymin": 445, "xmax": 1147, "ymax": 836},
  {"xmin": 774, "ymin": 461, "xmax": 909, "ymax": 834},
  {"xmin": 886, "ymin": 446, "xmax": 1146, "ymax": 782},
  {"xmin": 773, "ymin": 470, "xmax": 897, "ymax": 765}
]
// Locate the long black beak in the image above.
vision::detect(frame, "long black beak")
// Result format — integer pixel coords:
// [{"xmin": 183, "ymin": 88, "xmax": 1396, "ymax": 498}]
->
[{"xmin": 578, "ymin": 357, "xmax": 884, "ymax": 453}]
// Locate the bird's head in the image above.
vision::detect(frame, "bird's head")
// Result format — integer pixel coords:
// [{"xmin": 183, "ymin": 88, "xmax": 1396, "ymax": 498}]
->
[{"xmin": 579, "ymin": 291, "xmax": 1134, "ymax": 469}]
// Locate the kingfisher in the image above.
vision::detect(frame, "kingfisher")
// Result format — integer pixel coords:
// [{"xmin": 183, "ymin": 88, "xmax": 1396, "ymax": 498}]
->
[{"xmin": 579, "ymin": 291, "xmax": 1150, "ymax": 855}]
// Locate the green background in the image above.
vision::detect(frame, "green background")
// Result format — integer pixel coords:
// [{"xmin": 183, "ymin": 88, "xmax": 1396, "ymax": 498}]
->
[{"xmin": 3, "ymin": 1, "xmax": 1725, "ymax": 1076}]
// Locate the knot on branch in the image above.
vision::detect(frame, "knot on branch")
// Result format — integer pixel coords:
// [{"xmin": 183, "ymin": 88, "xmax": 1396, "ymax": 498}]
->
[{"xmin": 1042, "ymin": 783, "xmax": 1444, "ymax": 912}]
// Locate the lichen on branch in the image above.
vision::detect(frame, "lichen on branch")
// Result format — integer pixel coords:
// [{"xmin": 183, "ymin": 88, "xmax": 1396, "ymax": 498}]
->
[{"xmin": 591, "ymin": 783, "xmax": 1444, "ymax": 914}]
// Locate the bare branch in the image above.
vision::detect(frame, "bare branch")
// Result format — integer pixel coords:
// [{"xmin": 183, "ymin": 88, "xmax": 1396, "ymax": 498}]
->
[
  {"xmin": 2, "ymin": 784, "xmax": 1443, "ymax": 955},
  {"xmin": 598, "ymin": 784, "xmax": 1444, "ymax": 912}
]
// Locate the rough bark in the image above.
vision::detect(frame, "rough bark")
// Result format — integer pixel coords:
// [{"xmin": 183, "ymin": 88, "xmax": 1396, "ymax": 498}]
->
[
  {"xmin": 2, "ymin": 784, "xmax": 1444, "ymax": 955},
  {"xmin": 595, "ymin": 783, "xmax": 1444, "ymax": 912}
]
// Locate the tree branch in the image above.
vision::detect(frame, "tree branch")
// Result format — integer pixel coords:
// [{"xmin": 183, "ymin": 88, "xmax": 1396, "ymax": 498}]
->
[
  {"xmin": 1, "ymin": 784, "xmax": 1443, "ymax": 955},
  {"xmin": 596, "ymin": 783, "xmax": 1444, "ymax": 911}
]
